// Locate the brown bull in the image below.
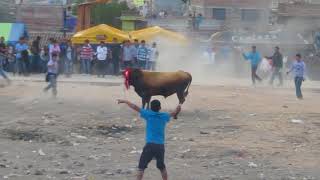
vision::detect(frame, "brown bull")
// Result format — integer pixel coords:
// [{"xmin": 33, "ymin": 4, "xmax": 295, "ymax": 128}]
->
[{"xmin": 123, "ymin": 68, "xmax": 192, "ymax": 109}]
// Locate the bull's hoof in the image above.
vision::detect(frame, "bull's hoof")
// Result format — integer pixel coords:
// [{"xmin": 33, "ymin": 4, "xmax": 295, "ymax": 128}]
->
[{"xmin": 173, "ymin": 116, "xmax": 178, "ymax": 120}]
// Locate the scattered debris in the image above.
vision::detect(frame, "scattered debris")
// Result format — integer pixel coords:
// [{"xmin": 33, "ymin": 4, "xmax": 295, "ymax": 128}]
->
[
  {"xmin": 34, "ymin": 169, "xmax": 46, "ymax": 175},
  {"xmin": 70, "ymin": 133, "xmax": 88, "ymax": 140},
  {"xmin": 248, "ymin": 162, "xmax": 258, "ymax": 168},
  {"xmin": 290, "ymin": 119, "xmax": 304, "ymax": 124},
  {"xmin": 200, "ymin": 131, "xmax": 210, "ymax": 135},
  {"xmin": 38, "ymin": 149, "xmax": 46, "ymax": 156}
]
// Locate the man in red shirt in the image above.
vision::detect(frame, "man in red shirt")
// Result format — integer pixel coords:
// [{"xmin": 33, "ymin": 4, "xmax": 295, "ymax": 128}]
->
[{"xmin": 80, "ymin": 39, "xmax": 94, "ymax": 75}]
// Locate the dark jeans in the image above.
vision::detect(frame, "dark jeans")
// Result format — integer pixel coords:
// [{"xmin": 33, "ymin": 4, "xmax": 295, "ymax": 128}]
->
[
  {"xmin": 123, "ymin": 61, "xmax": 132, "ymax": 69},
  {"xmin": 31, "ymin": 55, "xmax": 41, "ymax": 73},
  {"xmin": 294, "ymin": 76, "xmax": 303, "ymax": 99},
  {"xmin": 138, "ymin": 61, "xmax": 146, "ymax": 70},
  {"xmin": 44, "ymin": 73, "xmax": 57, "ymax": 97},
  {"xmin": 112, "ymin": 59, "xmax": 120, "ymax": 75},
  {"xmin": 81, "ymin": 59, "xmax": 91, "ymax": 74},
  {"xmin": 64, "ymin": 60, "xmax": 73, "ymax": 76},
  {"xmin": 251, "ymin": 65, "xmax": 262, "ymax": 84},
  {"xmin": 0, "ymin": 62, "xmax": 9, "ymax": 80},
  {"xmin": 270, "ymin": 67, "xmax": 283, "ymax": 86},
  {"xmin": 16, "ymin": 59, "xmax": 28, "ymax": 76},
  {"xmin": 96, "ymin": 60, "xmax": 107, "ymax": 77}
]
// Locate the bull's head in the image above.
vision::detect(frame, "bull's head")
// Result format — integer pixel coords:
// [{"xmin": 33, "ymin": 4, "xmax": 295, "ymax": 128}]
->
[
  {"xmin": 123, "ymin": 68, "xmax": 132, "ymax": 89},
  {"xmin": 123, "ymin": 68, "xmax": 142, "ymax": 90}
]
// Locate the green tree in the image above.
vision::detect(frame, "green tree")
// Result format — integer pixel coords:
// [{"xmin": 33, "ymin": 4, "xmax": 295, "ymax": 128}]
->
[{"xmin": 91, "ymin": 1, "xmax": 130, "ymax": 28}]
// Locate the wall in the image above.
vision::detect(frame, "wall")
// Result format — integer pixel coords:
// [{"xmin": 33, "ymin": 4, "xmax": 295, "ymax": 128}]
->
[{"xmin": 16, "ymin": 4, "xmax": 64, "ymax": 31}]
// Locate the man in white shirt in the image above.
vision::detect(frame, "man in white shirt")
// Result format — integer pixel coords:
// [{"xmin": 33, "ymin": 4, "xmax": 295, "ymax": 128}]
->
[
  {"xmin": 122, "ymin": 40, "xmax": 133, "ymax": 68},
  {"xmin": 147, "ymin": 42, "xmax": 159, "ymax": 71},
  {"xmin": 96, "ymin": 41, "xmax": 108, "ymax": 77}
]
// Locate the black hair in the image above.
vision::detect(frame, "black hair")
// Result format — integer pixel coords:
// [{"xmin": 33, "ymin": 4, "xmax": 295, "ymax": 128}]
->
[
  {"xmin": 151, "ymin": 100, "xmax": 161, "ymax": 112},
  {"xmin": 296, "ymin": 53, "xmax": 301, "ymax": 58},
  {"xmin": 141, "ymin": 40, "xmax": 146, "ymax": 43}
]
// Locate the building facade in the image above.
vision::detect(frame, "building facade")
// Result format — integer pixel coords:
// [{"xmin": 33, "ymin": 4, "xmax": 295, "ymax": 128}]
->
[{"xmin": 191, "ymin": 0, "xmax": 271, "ymax": 31}]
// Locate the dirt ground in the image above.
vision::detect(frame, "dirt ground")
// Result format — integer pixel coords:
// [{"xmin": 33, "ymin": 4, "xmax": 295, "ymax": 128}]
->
[{"xmin": 0, "ymin": 77, "xmax": 319, "ymax": 180}]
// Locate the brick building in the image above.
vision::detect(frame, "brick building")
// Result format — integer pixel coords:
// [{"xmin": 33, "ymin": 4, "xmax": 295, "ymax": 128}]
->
[{"xmin": 191, "ymin": 0, "xmax": 271, "ymax": 31}]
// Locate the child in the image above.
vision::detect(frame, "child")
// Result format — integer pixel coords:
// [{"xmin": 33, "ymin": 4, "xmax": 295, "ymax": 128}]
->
[
  {"xmin": 287, "ymin": 54, "xmax": 306, "ymax": 99},
  {"xmin": 44, "ymin": 53, "xmax": 59, "ymax": 97},
  {"xmin": 117, "ymin": 99, "xmax": 181, "ymax": 180}
]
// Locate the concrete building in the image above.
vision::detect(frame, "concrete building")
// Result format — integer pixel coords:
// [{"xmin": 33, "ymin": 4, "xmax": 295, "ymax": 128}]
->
[
  {"xmin": 0, "ymin": 0, "xmax": 16, "ymax": 22},
  {"xmin": 191, "ymin": 0, "xmax": 271, "ymax": 31}
]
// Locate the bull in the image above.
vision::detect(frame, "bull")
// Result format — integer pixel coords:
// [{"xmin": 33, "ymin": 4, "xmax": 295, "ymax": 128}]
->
[{"xmin": 123, "ymin": 68, "xmax": 192, "ymax": 115}]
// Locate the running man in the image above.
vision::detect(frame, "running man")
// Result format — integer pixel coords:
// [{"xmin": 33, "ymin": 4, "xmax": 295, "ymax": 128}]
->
[
  {"xmin": 287, "ymin": 54, "xmax": 306, "ymax": 99},
  {"xmin": 242, "ymin": 46, "xmax": 263, "ymax": 85}
]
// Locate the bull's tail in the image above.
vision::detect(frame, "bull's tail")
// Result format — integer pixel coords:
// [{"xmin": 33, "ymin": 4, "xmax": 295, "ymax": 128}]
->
[{"xmin": 184, "ymin": 73, "xmax": 192, "ymax": 97}]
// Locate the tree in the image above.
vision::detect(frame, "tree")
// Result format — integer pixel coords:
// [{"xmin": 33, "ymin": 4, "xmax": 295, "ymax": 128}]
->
[{"xmin": 91, "ymin": 1, "xmax": 130, "ymax": 28}]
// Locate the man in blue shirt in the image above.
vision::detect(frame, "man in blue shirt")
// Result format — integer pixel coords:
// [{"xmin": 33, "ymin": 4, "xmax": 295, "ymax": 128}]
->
[
  {"xmin": 137, "ymin": 40, "xmax": 150, "ymax": 70},
  {"xmin": 117, "ymin": 99, "xmax": 182, "ymax": 180},
  {"xmin": 15, "ymin": 37, "xmax": 29, "ymax": 76},
  {"xmin": 287, "ymin": 54, "xmax": 306, "ymax": 99},
  {"xmin": 242, "ymin": 46, "xmax": 263, "ymax": 85}
]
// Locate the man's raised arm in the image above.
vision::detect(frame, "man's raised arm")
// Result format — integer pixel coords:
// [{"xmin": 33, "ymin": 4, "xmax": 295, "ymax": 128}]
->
[
  {"xmin": 170, "ymin": 104, "xmax": 182, "ymax": 119},
  {"xmin": 117, "ymin": 99, "xmax": 140, "ymax": 113}
]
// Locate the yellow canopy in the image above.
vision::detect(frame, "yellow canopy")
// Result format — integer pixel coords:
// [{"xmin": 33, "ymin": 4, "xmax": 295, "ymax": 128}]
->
[
  {"xmin": 71, "ymin": 24, "xmax": 130, "ymax": 44},
  {"xmin": 129, "ymin": 26, "xmax": 188, "ymax": 45}
]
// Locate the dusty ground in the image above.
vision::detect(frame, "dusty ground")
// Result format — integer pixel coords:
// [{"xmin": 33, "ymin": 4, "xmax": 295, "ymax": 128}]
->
[{"xmin": 0, "ymin": 76, "xmax": 319, "ymax": 180}]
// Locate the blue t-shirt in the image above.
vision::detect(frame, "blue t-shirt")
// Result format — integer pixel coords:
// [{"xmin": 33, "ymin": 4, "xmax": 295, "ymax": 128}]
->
[
  {"xmin": 243, "ymin": 51, "xmax": 262, "ymax": 66},
  {"xmin": 291, "ymin": 60, "xmax": 306, "ymax": 78},
  {"xmin": 15, "ymin": 43, "xmax": 29, "ymax": 59},
  {"xmin": 140, "ymin": 109, "xmax": 171, "ymax": 145}
]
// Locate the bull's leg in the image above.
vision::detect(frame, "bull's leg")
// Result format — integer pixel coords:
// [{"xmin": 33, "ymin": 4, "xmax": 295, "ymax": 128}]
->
[
  {"xmin": 145, "ymin": 96, "xmax": 151, "ymax": 109},
  {"xmin": 177, "ymin": 91, "xmax": 185, "ymax": 105},
  {"xmin": 142, "ymin": 98, "xmax": 146, "ymax": 109}
]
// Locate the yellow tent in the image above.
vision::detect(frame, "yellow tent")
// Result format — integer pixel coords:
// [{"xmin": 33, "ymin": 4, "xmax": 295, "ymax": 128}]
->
[
  {"xmin": 71, "ymin": 24, "xmax": 130, "ymax": 44},
  {"xmin": 129, "ymin": 26, "xmax": 188, "ymax": 44}
]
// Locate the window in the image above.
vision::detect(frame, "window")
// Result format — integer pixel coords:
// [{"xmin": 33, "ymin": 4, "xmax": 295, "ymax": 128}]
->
[
  {"xmin": 212, "ymin": 8, "xmax": 226, "ymax": 20},
  {"xmin": 241, "ymin": 9, "xmax": 259, "ymax": 21}
]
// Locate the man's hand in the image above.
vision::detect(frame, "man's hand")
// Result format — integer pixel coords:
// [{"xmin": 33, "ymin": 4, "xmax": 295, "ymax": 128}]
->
[{"xmin": 117, "ymin": 99, "xmax": 140, "ymax": 112}]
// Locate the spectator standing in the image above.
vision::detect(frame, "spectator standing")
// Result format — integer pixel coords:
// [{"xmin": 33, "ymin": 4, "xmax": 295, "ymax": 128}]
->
[
  {"xmin": 80, "ymin": 40, "xmax": 94, "ymax": 75},
  {"xmin": 49, "ymin": 39, "xmax": 61, "ymax": 61},
  {"xmin": 242, "ymin": 46, "xmax": 263, "ymax": 85},
  {"xmin": 64, "ymin": 40, "xmax": 73, "ymax": 77},
  {"xmin": 31, "ymin": 36, "xmax": 41, "ymax": 73},
  {"xmin": 147, "ymin": 42, "xmax": 159, "ymax": 71},
  {"xmin": 287, "ymin": 54, "xmax": 306, "ymax": 99},
  {"xmin": 122, "ymin": 40, "xmax": 134, "ymax": 68},
  {"xmin": 0, "ymin": 37, "xmax": 11, "ymax": 84},
  {"xmin": 7, "ymin": 46, "xmax": 15, "ymax": 73},
  {"xmin": 15, "ymin": 37, "xmax": 29, "ymax": 76},
  {"xmin": 96, "ymin": 41, "xmax": 108, "ymax": 78},
  {"xmin": 131, "ymin": 39, "xmax": 140, "ymax": 68},
  {"xmin": 59, "ymin": 39, "xmax": 69, "ymax": 74},
  {"xmin": 110, "ymin": 38, "xmax": 121, "ymax": 75},
  {"xmin": 137, "ymin": 40, "xmax": 149, "ymax": 70},
  {"xmin": 195, "ymin": 13, "xmax": 203, "ymax": 31},
  {"xmin": 40, "ymin": 47, "xmax": 49, "ymax": 73},
  {"xmin": 266, "ymin": 46, "xmax": 284, "ymax": 86}
]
